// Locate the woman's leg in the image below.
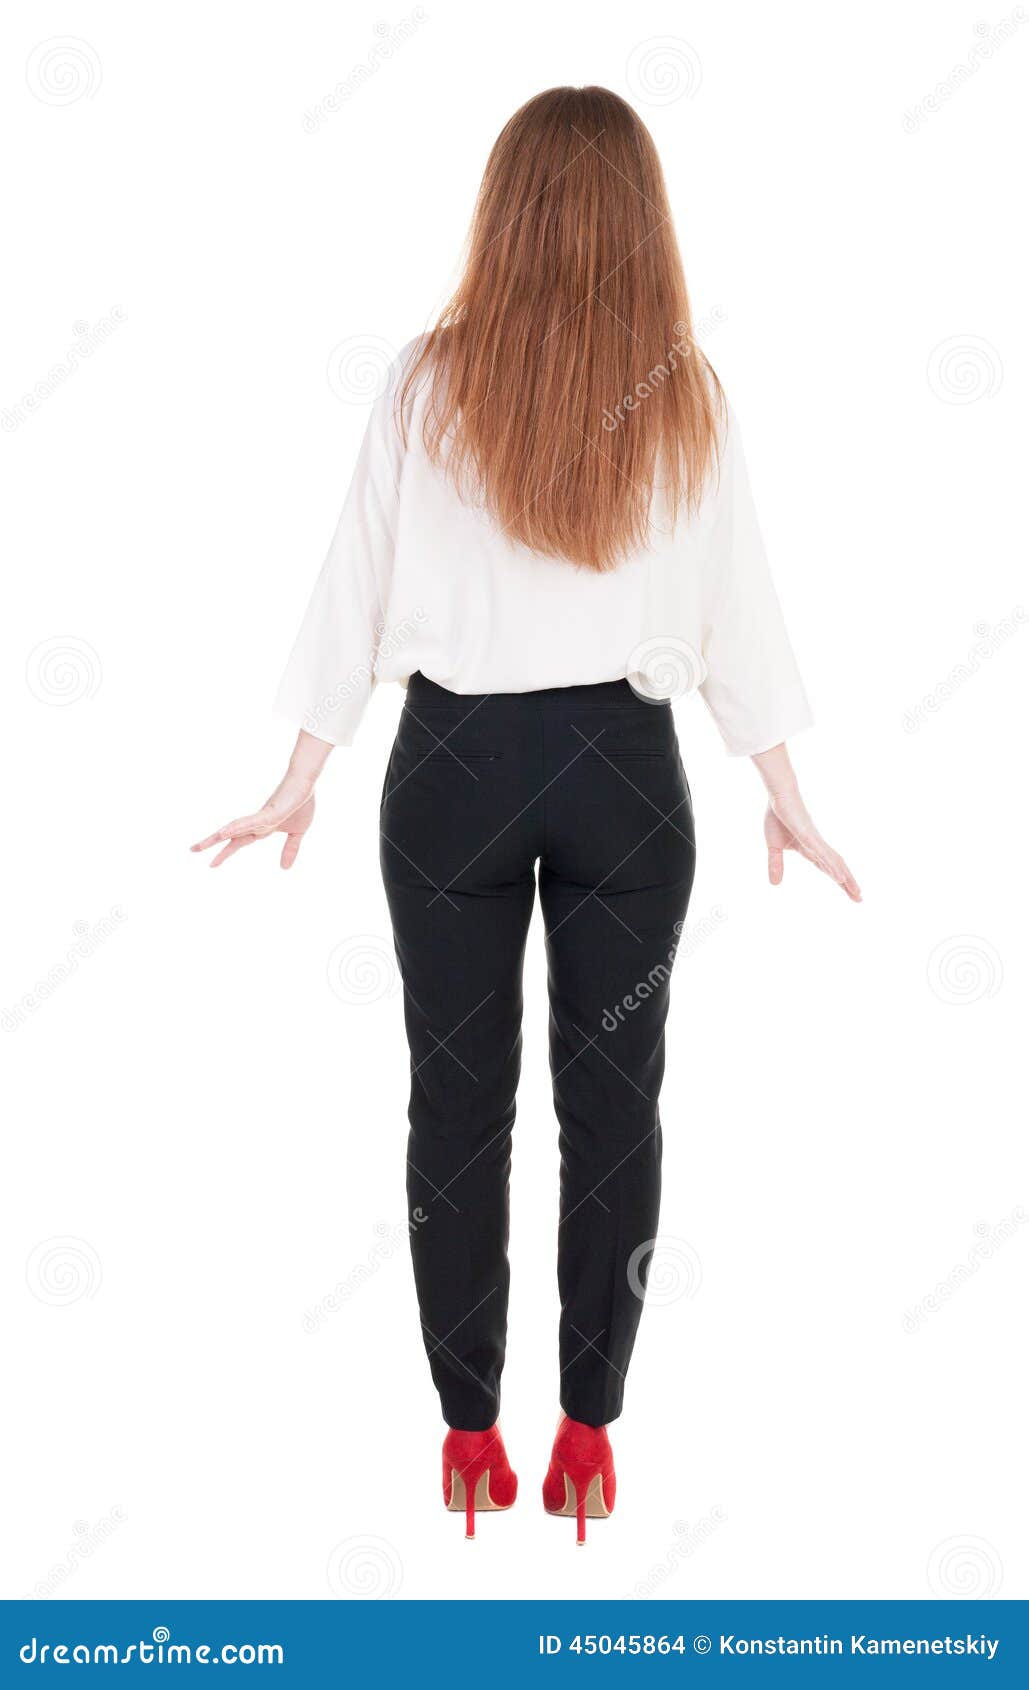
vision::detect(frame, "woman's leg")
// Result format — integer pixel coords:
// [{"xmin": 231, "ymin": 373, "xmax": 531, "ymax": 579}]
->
[
  {"xmin": 538, "ymin": 697, "xmax": 695, "ymax": 1425},
  {"xmin": 379, "ymin": 686, "xmax": 538, "ymax": 1430}
]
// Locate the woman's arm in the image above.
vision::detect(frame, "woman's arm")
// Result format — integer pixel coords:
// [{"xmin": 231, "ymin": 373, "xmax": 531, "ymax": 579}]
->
[
  {"xmin": 751, "ymin": 742, "xmax": 861, "ymax": 902},
  {"xmin": 193, "ymin": 351, "xmax": 410, "ymax": 870},
  {"xmin": 191, "ymin": 730, "xmax": 332, "ymax": 870}
]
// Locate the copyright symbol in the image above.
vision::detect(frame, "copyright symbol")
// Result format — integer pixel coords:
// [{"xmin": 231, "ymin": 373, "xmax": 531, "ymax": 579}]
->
[{"xmin": 694, "ymin": 1635, "xmax": 712, "ymax": 1655}]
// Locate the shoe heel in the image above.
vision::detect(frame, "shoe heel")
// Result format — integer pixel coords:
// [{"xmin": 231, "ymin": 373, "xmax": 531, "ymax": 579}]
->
[
  {"xmin": 442, "ymin": 1426, "xmax": 517, "ymax": 1540},
  {"xmin": 542, "ymin": 1418, "xmax": 615, "ymax": 1546},
  {"xmin": 465, "ymin": 1466, "xmax": 480, "ymax": 1539},
  {"xmin": 446, "ymin": 1463, "xmax": 484, "ymax": 1538},
  {"xmin": 563, "ymin": 1466, "xmax": 596, "ymax": 1544}
]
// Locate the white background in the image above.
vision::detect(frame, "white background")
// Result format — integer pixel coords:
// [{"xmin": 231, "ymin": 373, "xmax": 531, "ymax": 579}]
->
[{"xmin": 2, "ymin": 0, "xmax": 1026, "ymax": 1604}]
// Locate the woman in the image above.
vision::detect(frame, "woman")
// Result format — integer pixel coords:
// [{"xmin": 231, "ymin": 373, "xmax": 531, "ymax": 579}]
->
[{"xmin": 193, "ymin": 86, "xmax": 859, "ymax": 1544}]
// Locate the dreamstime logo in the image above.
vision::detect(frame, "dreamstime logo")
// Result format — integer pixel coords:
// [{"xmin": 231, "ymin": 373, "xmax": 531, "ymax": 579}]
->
[
  {"xmin": 326, "ymin": 1535, "xmax": 403, "ymax": 1598},
  {"xmin": 327, "ymin": 335, "xmax": 397, "ymax": 404},
  {"xmin": 26, "ymin": 1237, "xmax": 103, "ymax": 1306},
  {"xmin": 326, "ymin": 935, "xmax": 398, "ymax": 1005},
  {"xmin": 627, "ymin": 636, "xmax": 705, "ymax": 702},
  {"xmin": 903, "ymin": 1208, "xmax": 1026, "ymax": 1333},
  {"xmin": 626, "ymin": 37, "xmax": 703, "ymax": 105},
  {"xmin": 627, "ymin": 1236, "xmax": 703, "ymax": 1306},
  {"xmin": 903, "ymin": 609, "xmax": 1026, "ymax": 731},
  {"xmin": 26, "ymin": 37, "xmax": 102, "ymax": 105},
  {"xmin": 2, "ymin": 908, "xmax": 127, "ymax": 1033},
  {"xmin": 302, "ymin": 1210, "xmax": 427, "ymax": 1333},
  {"xmin": 626, "ymin": 1508, "xmax": 728, "ymax": 1599},
  {"xmin": 675, "ymin": 907, "xmax": 728, "ymax": 960},
  {"xmin": 927, "ymin": 336, "xmax": 1003, "ymax": 404},
  {"xmin": 27, "ymin": 1508, "xmax": 128, "ymax": 1598},
  {"xmin": 903, "ymin": 10, "xmax": 1026, "ymax": 131},
  {"xmin": 25, "ymin": 637, "xmax": 102, "ymax": 706},
  {"xmin": 601, "ymin": 319, "xmax": 725, "ymax": 433},
  {"xmin": 304, "ymin": 609, "xmax": 428, "ymax": 734},
  {"xmin": 926, "ymin": 935, "xmax": 1002, "ymax": 1005},
  {"xmin": 2, "ymin": 308, "xmax": 127, "ymax": 433},
  {"xmin": 302, "ymin": 9, "xmax": 427, "ymax": 131},
  {"xmin": 601, "ymin": 910, "xmax": 726, "ymax": 1034},
  {"xmin": 927, "ymin": 1535, "xmax": 1004, "ymax": 1598}
]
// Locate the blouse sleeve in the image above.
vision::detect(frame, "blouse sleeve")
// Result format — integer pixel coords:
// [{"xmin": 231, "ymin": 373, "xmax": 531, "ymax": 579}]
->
[
  {"xmin": 274, "ymin": 374, "xmax": 403, "ymax": 746},
  {"xmin": 698, "ymin": 407, "xmax": 814, "ymax": 757}
]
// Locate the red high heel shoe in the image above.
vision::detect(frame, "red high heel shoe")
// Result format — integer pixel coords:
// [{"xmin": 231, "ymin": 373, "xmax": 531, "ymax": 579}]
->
[
  {"xmin": 542, "ymin": 1415, "xmax": 616, "ymax": 1545},
  {"xmin": 442, "ymin": 1425, "xmax": 517, "ymax": 1538}
]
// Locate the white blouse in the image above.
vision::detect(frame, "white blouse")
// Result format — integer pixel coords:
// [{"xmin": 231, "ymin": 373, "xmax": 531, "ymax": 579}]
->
[{"xmin": 275, "ymin": 339, "xmax": 813, "ymax": 757}]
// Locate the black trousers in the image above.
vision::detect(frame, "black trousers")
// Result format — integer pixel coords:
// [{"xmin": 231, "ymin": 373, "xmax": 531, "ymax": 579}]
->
[{"xmin": 379, "ymin": 674, "xmax": 695, "ymax": 1430}]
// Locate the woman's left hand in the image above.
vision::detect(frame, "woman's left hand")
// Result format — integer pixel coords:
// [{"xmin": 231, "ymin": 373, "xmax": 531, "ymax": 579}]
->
[
  {"xmin": 751, "ymin": 742, "xmax": 861, "ymax": 902},
  {"xmin": 763, "ymin": 789, "xmax": 861, "ymax": 901}
]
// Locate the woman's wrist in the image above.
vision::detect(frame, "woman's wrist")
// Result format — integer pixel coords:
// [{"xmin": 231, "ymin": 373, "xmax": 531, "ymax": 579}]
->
[
  {"xmin": 287, "ymin": 729, "xmax": 334, "ymax": 788},
  {"xmin": 750, "ymin": 742, "xmax": 800, "ymax": 800}
]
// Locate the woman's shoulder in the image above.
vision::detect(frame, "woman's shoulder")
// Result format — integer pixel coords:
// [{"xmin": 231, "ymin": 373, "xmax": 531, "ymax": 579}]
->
[
  {"xmin": 384, "ymin": 332, "xmax": 437, "ymax": 426},
  {"xmin": 395, "ymin": 332, "xmax": 433, "ymax": 375},
  {"xmin": 363, "ymin": 335, "xmax": 435, "ymax": 453}
]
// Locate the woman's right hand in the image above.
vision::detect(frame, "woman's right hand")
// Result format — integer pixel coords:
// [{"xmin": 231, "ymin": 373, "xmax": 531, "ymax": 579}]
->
[{"xmin": 191, "ymin": 731, "xmax": 334, "ymax": 870}]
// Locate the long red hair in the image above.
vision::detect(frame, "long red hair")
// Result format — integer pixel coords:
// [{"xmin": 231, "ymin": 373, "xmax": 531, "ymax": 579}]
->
[{"xmin": 400, "ymin": 85, "xmax": 723, "ymax": 572}]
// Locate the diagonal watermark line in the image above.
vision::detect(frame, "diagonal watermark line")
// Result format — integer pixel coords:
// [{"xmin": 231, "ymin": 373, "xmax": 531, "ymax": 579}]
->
[
  {"xmin": 572, "ymin": 420, "xmax": 653, "ymax": 500},
  {"xmin": 570, "ymin": 722, "xmax": 695, "ymax": 844},
  {"xmin": 559, "ymin": 1324, "xmax": 608, "ymax": 1378},
  {"xmin": 559, "ymin": 1327, "xmax": 606, "ymax": 1377},
  {"xmin": 416, "ymin": 1040, "xmax": 477, "ymax": 1085},
  {"xmin": 596, "ymin": 295, "xmax": 645, "ymax": 347},
  {"xmin": 592, "ymin": 895, "xmax": 644, "ymax": 944},
  {"xmin": 425, "ymin": 731, "xmax": 607, "ymax": 907},
  {"xmin": 509, "ymin": 444, "xmax": 591, "ymax": 528},
  {"xmin": 406, "ymin": 1153, "xmax": 461, "ymax": 1213},
  {"xmin": 544, "ymin": 793, "xmax": 692, "ymax": 943},
  {"xmin": 409, "ymin": 989, "xmax": 496, "ymax": 1084},
  {"xmin": 570, "ymin": 1021, "xmax": 652, "ymax": 1101},
  {"xmin": 434, "ymin": 1111, "xmax": 515, "ymax": 1201},
  {"xmin": 403, "ymin": 706, "xmax": 483, "ymax": 780},
  {"xmin": 545, "ymin": 880, "xmax": 644, "ymax": 947},
  {"xmin": 539, "ymin": 219, "xmax": 671, "ymax": 347},
  {"xmin": 592, "ymin": 794, "xmax": 691, "ymax": 886},
  {"xmin": 569, "ymin": 123, "xmax": 668, "ymax": 221},
  {"xmin": 423, "ymin": 1285, "xmax": 498, "ymax": 1360},
  {"xmin": 446, "ymin": 1426, "xmax": 508, "ymax": 1488},
  {"xmin": 379, "ymin": 827, "xmax": 461, "ymax": 912},
  {"xmin": 402, "ymin": 982, "xmax": 481, "ymax": 1085},
  {"xmin": 568, "ymin": 1321, "xmax": 628, "ymax": 1382},
  {"xmin": 420, "ymin": 1325, "xmax": 485, "ymax": 1388},
  {"xmin": 383, "ymin": 693, "xmax": 496, "ymax": 803},
  {"xmin": 559, "ymin": 1120, "xmax": 660, "ymax": 1231},
  {"xmin": 480, "ymin": 137, "xmax": 602, "ymax": 256}
]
